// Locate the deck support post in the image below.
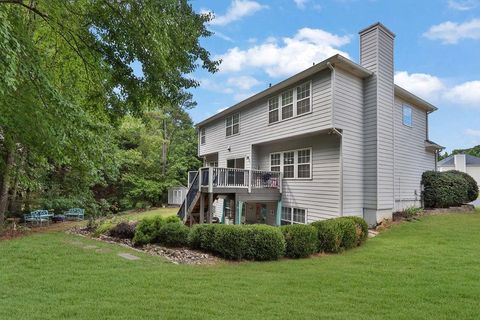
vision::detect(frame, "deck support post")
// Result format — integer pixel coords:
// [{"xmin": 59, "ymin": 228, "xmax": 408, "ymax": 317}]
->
[
  {"xmin": 276, "ymin": 200, "xmax": 282, "ymax": 226},
  {"xmin": 235, "ymin": 201, "xmax": 243, "ymax": 225},
  {"xmin": 207, "ymin": 192, "xmax": 213, "ymax": 223},
  {"xmin": 199, "ymin": 193, "xmax": 205, "ymax": 224}
]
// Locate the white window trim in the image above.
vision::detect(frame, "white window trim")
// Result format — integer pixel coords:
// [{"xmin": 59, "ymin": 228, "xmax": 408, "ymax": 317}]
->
[
  {"xmin": 281, "ymin": 206, "xmax": 308, "ymax": 224},
  {"xmin": 226, "ymin": 113, "xmax": 240, "ymax": 137},
  {"xmin": 403, "ymin": 105, "xmax": 413, "ymax": 127},
  {"xmin": 269, "ymin": 147, "xmax": 312, "ymax": 180},
  {"xmin": 268, "ymin": 81, "xmax": 312, "ymax": 125}
]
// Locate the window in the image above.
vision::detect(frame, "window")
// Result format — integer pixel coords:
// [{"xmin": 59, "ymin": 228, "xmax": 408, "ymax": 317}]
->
[
  {"xmin": 297, "ymin": 149, "xmax": 311, "ymax": 178},
  {"xmin": 281, "ymin": 90, "xmax": 294, "ymax": 120},
  {"xmin": 283, "ymin": 151, "xmax": 295, "ymax": 178},
  {"xmin": 403, "ymin": 105, "xmax": 412, "ymax": 127},
  {"xmin": 268, "ymin": 97, "xmax": 279, "ymax": 124},
  {"xmin": 281, "ymin": 207, "xmax": 307, "ymax": 225},
  {"xmin": 200, "ymin": 128, "xmax": 206, "ymax": 145},
  {"xmin": 268, "ymin": 82, "xmax": 311, "ymax": 124},
  {"xmin": 296, "ymin": 82, "xmax": 311, "ymax": 115},
  {"xmin": 226, "ymin": 113, "xmax": 240, "ymax": 136},
  {"xmin": 270, "ymin": 148, "xmax": 312, "ymax": 179},
  {"xmin": 270, "ymin": 153, "xmax": 281, "ymax": 172}
]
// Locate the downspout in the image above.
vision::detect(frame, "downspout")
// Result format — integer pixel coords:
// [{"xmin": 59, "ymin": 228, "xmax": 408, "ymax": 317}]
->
[
  {"xmin": 327, "ymin": 62, "xmax": 343, "ymax": 216},
  {"xmin": 330, "ymin": 128, "xmax": 344, "ymax": 216}
]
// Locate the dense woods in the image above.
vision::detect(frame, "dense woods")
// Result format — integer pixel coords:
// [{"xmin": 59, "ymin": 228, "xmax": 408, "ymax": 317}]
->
[{"xmin": 0, "ymin": 1, "xmax": 217, "ymax": 223}]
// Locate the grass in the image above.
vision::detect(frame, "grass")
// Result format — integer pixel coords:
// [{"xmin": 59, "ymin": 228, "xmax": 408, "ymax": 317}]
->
[
  {"xmin": 1, "ymin": 211, "xmax": 480, "ymax": 319},
  {"xmin": 116, "ymin": 207, "xmax": 177, "ymax": 221}
]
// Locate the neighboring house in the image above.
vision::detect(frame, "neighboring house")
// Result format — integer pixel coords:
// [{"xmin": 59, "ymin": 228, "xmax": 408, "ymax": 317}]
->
[
  {"xmin": 438, "ymin": 154, "xmax": 480, "ymax": 187},
  {"xmin": 179, "ymin": 22, "xmax": 443, "ymax": 226}
]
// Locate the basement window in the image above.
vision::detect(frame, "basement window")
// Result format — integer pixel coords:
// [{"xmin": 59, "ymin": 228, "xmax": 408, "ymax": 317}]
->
[{"xmin": 281, "ymin": 207, "xmax": 307, "ymax": 225}]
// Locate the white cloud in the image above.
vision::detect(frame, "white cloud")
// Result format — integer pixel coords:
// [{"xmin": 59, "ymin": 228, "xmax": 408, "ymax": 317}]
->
[
  {"xmin": 227, "ymin": 75, "xmax": 261, "ymax": 90},
  {"xmin": 465, "ymin": 128, "xmax": 480, "ymax": 137},
  {"xmin": 216, "ymin": 107, "xmax": 228, "ymax": 113},
  {"xmin": 394, "ymin": 71, "xmax": 445, "ymax": 101},
  {"xmin": 444, "ymin": 81, "xmax": 480, "ymax": 107},
  {"xmin": 218, "ymin": 27, "xmax": 351, "ymax": 77},
  {"xmin": 198, "ymin": 78, "xmax": 234, "ymax": 94},
  {"xmin": 294, "ymin": 0, "xmax": 309, "ymax": 9},
  {"xmin": 448, "ymin": 0, "xmax": 478, "ymax": 10},
  {"xmin": 423, "ymin": 19, "xmax": 480, "ymax": 44},
  {"xmin": 205, "ymin": 0, "xmax": 267, "ymax": 26}
]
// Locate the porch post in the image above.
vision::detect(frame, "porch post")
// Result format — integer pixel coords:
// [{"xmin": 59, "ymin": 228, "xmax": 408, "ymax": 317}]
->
[
  {"xmin": 235, "ymin": 201, "xmax": 243, "ymax": 225},
  {"xmin": 199, "ymin": 193, "xmax": 205, "ymax": 224},
  {"xmin": 207, "ymin": 192, "xmax": 213, "ymax": 223},
  {"xmin": 276, "ymin": 200, "xmax": 282, "ymax": 226}
]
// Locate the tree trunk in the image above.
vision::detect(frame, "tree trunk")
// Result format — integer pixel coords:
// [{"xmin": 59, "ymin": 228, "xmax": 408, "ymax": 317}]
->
[{"xmin": 0, "ymin": 144, "xmax": 15, "ymax": 223}]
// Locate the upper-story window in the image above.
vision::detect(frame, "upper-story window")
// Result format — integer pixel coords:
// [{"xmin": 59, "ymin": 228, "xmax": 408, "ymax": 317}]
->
[
  {"xmin": 269, "ymin": 81, "xmax": 312, "ymax": 124},
  {"xmin": 200, "ymin": 128, "xmax": 206, "ymax": 145},
  {"xmin": 268, "ymin": 97, "xmax": 279, "ymax": 124},
  {"xmin": 296, "ymin": 82, "xmax": 311, "ymax": 115},
  {"xmin": 270, "ymin": 148, "xmax": 312, "ymax": 179},
  {"xmin": 226, "ymin": 113, "xmax": 240, "ymax": 136},
  {"xmin": 403, "ymin": 105, "xmax": 412, "ymax": 127}
]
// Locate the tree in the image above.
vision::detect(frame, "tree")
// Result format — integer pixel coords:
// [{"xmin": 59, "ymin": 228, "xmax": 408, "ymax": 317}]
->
[{"xmin": 0, "ymin": 1, "xmax": 217, "ymax": 223}]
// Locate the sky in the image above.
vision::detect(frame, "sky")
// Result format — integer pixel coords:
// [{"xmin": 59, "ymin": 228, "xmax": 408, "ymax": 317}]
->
[{"xmin": 183, "ymin": 0, "xmax": 480, "ymax": 152}]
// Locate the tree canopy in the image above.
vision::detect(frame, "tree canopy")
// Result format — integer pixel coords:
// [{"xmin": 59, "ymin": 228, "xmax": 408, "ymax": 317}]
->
[{"xmin": 0, "ymin": 0, "xmax": 217, "ymax": 223}]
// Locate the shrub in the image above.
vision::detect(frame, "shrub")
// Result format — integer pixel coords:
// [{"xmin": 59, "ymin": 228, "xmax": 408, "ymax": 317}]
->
[
  {"xmin": 244, "ymin": 225, "xmax": 285, "ymax": 261},
  {"xmin": 191, "ymin": 224, "xmax": 285, "ymax": 261},
  {"xmin": 93, "ymin": 221, "xmax": 113, "ymax": 237},
  {"xmin": 109, "ymin": 222, "xmax": 137, "ymax": 239},
  {"xmin": 132, "ymin": 216, "xmax": 166, "ymax": 245},
  {"xmin": 311, "ymin": 218, "xmax": 357, "ymax": 253},
  {"xmin": 188, "ymin": 224, "xmax": 217, "ymax": 252},
  {"xmin": 403, "ymin": 207, "xmax": 423, "ymax": 218},
  {"xmin": 343, "ymin": 216, "xmax": 369, "ymax": 246},
  {"xmin": 158, "ymin": 222, "xmax": 190, "ymax": 247},
  {"xmin": 281, "ymin": 224, "xmax": 318, "ymax": 258},
  {"xmin": 422, "ymin": 171, "xmax": 469, "ymax": 208},
  {"xmin": 448, "ymin": 170, "xmax": 479, "ymax": 202}
]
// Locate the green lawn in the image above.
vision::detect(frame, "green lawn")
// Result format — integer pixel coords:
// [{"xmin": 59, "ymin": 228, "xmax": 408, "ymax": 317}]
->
[
  {"xmin": 117, "ymin": 207, "xmax": 177, "ymax": 221},
  {"xmin": 1, "ymin": 212, "xmax": 480, "ymax": 319}
]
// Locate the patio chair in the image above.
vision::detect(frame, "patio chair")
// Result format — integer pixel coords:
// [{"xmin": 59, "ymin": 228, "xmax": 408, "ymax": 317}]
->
[{"xmin": 24, "ymin": 210, "xmax": 52, "ymax": 226}]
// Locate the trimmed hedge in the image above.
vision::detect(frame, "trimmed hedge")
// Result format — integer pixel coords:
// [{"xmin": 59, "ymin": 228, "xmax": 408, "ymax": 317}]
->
[
  {"xmin": 281, "ymin": 224, "xmax": 318, "ymax": 258},
  {"xmin": 448, "ymin": 170, "xmax": 479, "ymax": 202},
  {"xmin": 188, "ymin": 224, "xmax": 217, "ymax": 252},
  {"xmin": 311, "ymin": 217, "xmax": 358, "ymax": 253},
  {"xmin": 422, "ymin": 171, "xmax": 469, "ymax": 208},
  {"xmin": 158, "ymin": 222, "xmax": 190, "ymax": 247},
  {"xmin": 132, "ymin": 216, "xmax": 167, "ymax": 245},
  {"xmin": 343, "ymin": 216, "xmax": 369, "ymax": 246},
  {"xmin": 189, "ymin": 224, "xmax": 285, "ymax": 261}
]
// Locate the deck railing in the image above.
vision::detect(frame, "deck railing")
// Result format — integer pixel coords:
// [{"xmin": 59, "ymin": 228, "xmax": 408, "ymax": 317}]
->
[{"xmin": 198, "ymin": 167, "xmax": 282, "ymax": 192}]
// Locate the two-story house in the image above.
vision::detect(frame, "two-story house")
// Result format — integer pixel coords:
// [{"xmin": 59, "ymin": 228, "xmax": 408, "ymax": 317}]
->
[{"xmin": 179, "ymin": 22, "xmax": 443, "ymax": 226}]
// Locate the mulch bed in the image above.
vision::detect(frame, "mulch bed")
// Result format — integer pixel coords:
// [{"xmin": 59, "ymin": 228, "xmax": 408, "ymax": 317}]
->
[{"xmin": 67, "ymin": 226, "xmax": 221, "ymax": 265}]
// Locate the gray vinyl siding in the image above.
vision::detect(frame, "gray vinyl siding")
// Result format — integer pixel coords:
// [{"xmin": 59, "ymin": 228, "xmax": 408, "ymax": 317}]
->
[
  {"xmin": 255, "ymin": 133, "xmax": 341, "ymax": 221},
  {"xmin": 360, "ymin": 25, "xmax": 395, "ymax": 212},
  {"xmin": 333, "ymin": 68, "xmax": 364, "ymax": 216},
  {"xmin": 198, "ymin": 70, "xmax": 332, "ymax": 167},
  {"xmin": 393, "ymin": 97, "xmax": 435, "ymax": 211},
  {"xmin": 360, "ymin": 28, "xmax": 378, "ymax": 210},
  {"xmin": 376, "ymin": 29, "xmax": 395, "ymax": 210}
]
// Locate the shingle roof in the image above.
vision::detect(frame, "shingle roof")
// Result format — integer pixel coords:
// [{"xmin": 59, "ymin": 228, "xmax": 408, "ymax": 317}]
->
[{"xmin": 438, "ymin": 154, "xmax": 480, "ymax": 166}]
